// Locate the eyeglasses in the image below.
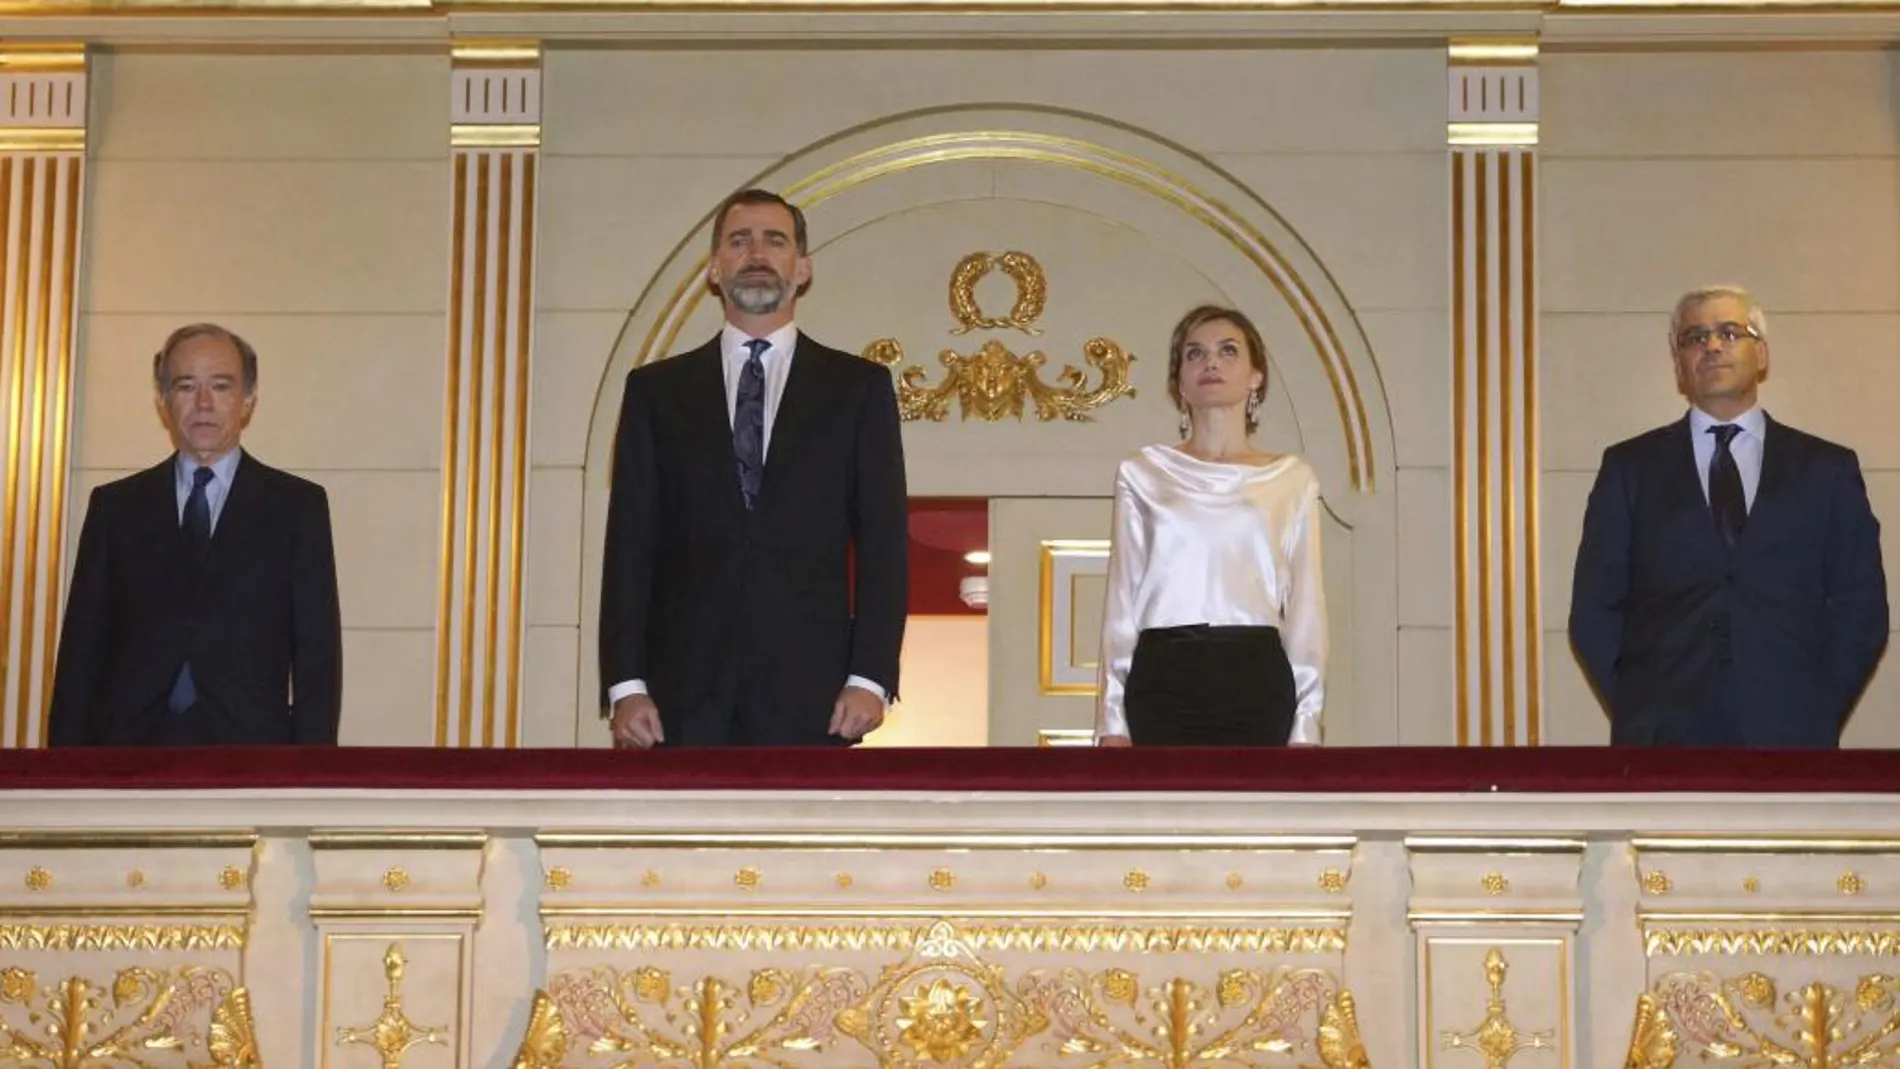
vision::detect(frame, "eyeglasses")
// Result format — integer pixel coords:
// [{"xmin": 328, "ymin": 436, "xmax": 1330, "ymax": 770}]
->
[{"xmin": 1675, "ymin": 322, "xmax": 1762, "ymax": 350}]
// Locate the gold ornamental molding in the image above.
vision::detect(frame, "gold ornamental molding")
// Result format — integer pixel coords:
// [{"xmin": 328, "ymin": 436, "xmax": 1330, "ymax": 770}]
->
[
  {"xmin": 335, "ymin": 944, "xmax": 449, "ymax": 1069},
  {"xmin": 1626, "ymin": 971, "xmax": 1900, "ymax": 1068},
  {"xmin": 0, "ymin": 922, "xmax": 247, "ymax": 951},
  {"xmin": 0, "ymin": 966, "xmax": 261, "ymax": 1069},
  {"xmin": 1439, "ymin": 948, "xmax": 1556, "ymax": 1068},
  {"xmin": 543, "ymin": 920, "xmax": 1349, "ymax": 954},
  {"xmin": 518, "ymin": 920, "xmax": 1371, "ymax": 1069},
  {"xmin": 537, "ymin": 831, "xmax": 1356, "ymax": 850},
  {"xmin": 1645, "ymin": 928, "xmax": 1900, "ymax": 957},
  {"xmin": 861, "ymin": 250, "xmax": 1135, "ymax": 424}
]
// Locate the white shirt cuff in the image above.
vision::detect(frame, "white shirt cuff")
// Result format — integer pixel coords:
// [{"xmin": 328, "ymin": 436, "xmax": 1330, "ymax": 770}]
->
[
  {"xmin": 844, "ymin": 675, "xmax": 889, "ymax": 707},
  {"xmin": 607, "ymin": 679, "xmax": 647, "ymax": 704}
]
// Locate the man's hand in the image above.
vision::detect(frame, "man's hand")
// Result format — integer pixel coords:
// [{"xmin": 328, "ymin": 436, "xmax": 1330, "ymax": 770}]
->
[
  {"xmin": 610, "ymin": 694, "xmax": 664, "ymax": 748},
  {"xmin": 1096, "ymin": 734, "xmax": 1133, "ymax": 747},
  {"xmin": 829, "ymin": 684, "xmax": 885, "ymax": 740}
]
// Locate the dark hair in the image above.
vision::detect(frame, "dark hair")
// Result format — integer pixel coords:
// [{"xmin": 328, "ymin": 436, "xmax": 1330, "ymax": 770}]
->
[
  {"xmin": 709, "ymin": 188, "xmax": 808, "ymax": 255},
  {"xmin": 153, "ymin": 323, "xmax": 258, "ymax": 395},
  {"xmin": 1166, "ymin": 304, "xmax": 1269, "ymax": 432}
]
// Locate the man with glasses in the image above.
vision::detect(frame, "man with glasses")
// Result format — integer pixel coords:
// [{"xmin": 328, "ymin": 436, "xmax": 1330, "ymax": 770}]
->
[{"xmin": 1569, "ymin": 285, "xmax": 1888, "ymax": 747}]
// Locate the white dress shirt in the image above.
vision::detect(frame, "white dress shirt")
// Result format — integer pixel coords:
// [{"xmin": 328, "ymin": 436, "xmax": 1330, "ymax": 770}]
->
[
  {"xmin": 1096, "ymin": 445, "xmax": 1328, "ymax": 744},
  {"xmin": 174, "ymin": 448, "xmax": 244, "ymax": 533},
  {"xmin": 608, "ymin": 322, "xmax": 888, "ymax": 710},
  {"xmin": 1688, "ymin": 405, "xmax": 1766, "ymax": 510}
]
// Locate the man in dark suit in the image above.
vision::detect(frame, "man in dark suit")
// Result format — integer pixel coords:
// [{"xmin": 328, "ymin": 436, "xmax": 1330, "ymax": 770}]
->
[
  {"xmin": 600, "ymin": 189, "xmax": 907, "ymax": 747},
  {"xmin": 48, "ymin": 324, "xmax": 342, "ymax": 746},
  {"xmin": 1569, "ymin": 286, "xmax": 1888, "ymax": 747}
]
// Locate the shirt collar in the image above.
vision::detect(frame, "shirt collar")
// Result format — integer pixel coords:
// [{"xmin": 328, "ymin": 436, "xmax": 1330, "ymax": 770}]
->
[
  {"xmin": 720, "ymin": 322, "xmax": 798, "ymax": 365},
  {"xmin": 1689, "ymin": 405, "xmax": 1766, "ymax": 442},
  {"xmin": 175, "ymin": 448, "xmax": 243, "ymax": 491}
]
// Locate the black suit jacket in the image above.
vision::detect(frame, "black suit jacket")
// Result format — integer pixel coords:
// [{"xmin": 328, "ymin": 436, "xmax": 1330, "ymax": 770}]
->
[
  {"xmin": 1569, "ymin": 416, "xmax": 1888, "ymax": 747},
  {"xmin": 599, "ymin": 334, "xmax": 908, "ymax": 745},
  {"xmin": 48, "ymin": 452, "xmax": 343, "ymax": 746}
]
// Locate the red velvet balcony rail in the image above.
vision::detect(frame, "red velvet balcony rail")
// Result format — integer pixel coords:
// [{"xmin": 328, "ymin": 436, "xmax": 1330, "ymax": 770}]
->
[{"xmin": 0, "ymin": 746, "xmax": 1895, "ymax": 792}]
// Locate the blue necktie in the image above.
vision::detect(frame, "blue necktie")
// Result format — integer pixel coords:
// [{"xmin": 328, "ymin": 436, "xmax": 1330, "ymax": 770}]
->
[
  {"xmin": 168, "ymin": 466, "xmax": 214, "ymax": 714},
  {"xmin": 1707, "ymin": 424, "xmax": 1746, "ymax": 550},
  {"xmin": 734, "ymin": 339, "xmax": 768, "ymax": 511}
]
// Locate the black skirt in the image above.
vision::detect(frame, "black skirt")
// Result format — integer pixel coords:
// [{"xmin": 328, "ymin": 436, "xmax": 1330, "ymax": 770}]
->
[{"xmin": 1123, "ymin": 624, "xmax": 1297, "ymax": 746}]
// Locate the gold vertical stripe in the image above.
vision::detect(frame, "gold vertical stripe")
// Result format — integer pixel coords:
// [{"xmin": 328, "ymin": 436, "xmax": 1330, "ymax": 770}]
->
[
  {"xmin": 36, "ymin": 156, "xmax": 77, "ymax": 745},
  {"xmin": 1498, "ymin": 153, "xmax": 1516, "ymax": 748},
  {"xmin": 16, "ymin": 153, "xmax": 54, "ymax": 743},
  {"xmin": 457, "ymin": 154, "xmax": 491, "ymax": 749},
  {"xmin": 482, "ymin": 153, "xmax": 513, "ymax": 749},
  {"xmin": 1475, "ymin": 151, "xmax": 1493, "ymax": 749},
  {"xmin": 1450, "ymin": 152, "xmax": 1469, "ymax": 748},
  {"xmin": 1521, "ymin": 150, "xmax": 1541, "ymax": 747},
  {"xmin": 435, "ymin": 153, "xmax": 469, "ymax": 748},
  {"xmin": 0, "ymin": 158, "xmax": 29, "ymax": 750},
  {"xmin": 503, "ymin": 152, "xmax": 534, "ymax": 749}
]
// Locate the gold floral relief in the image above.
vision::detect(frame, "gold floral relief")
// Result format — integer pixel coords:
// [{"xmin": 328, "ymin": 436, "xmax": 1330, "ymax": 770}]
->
[
  {"xmin": 544, "ymin": 921, "xmax": 1346, "ymax": 955},
  {"xmin": 335, "ymin": 944, "xmax": 449, "ymax": 1069},
  {"xmin": 520, "ymin": 920, "xmax": 1370, "ymax": 1068},
  {"xmin": 1630, "ymin": 970, "xmax": 1900, "ymax": 1068},
  {"xmin": 0, "ymin": 924, "xmax": 247, "ymax": 952},
  {"xmin": 1644, "ymin": 929, "xmax": 1900, "ymax": 957},
  {"xmin": 860, "ymin": 250, "xmax": 1136, "ymax": 424},
  {"xmin": 0, "ymin": 966, "xmax": 261, "ymax": 1069},
  {"xmin": 1439, "ymin": 948, "xmax": 1555, "ymax": 1069}
]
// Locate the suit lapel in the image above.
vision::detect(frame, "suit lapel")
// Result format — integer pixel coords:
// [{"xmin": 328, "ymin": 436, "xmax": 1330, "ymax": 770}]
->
[
  {"xmin": 134, "ymin": 459, "xmax": 181, "ymax": 547},
  {"xmin": 197, "ymin": 451, "xmax": 261, "ymax": 585},
  {"xmin": 1663, "ymin": 418, "xmax": 1730, "ymax": 556},
  {"xmin": 763, "ymin": 334, "xmax": 831, "ymax": 489},
  {"xmin": 678, "ymin": 340, "xmax": 747, "ymax": 516},
  {"xmin": 1740, "ymin": 414, "xmax": 1798, "ymax": 552}
]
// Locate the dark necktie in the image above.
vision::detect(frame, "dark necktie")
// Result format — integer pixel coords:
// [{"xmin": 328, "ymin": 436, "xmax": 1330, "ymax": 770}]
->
[
  {"xmin": 168, "ymin": 466, "xmax": 215, "ymax": 714},
  {"xmin": 733, "ymin": 338, "xmax": 768, "ymax": 511},
  {"xmin": 1707, "ymin": 424, "xmax": 1746, "ymax": 550}
]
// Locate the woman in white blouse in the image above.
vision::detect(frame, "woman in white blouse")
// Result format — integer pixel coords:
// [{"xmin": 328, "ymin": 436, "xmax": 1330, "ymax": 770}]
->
[{"xmin": 1095, "ymin": 305, "xmax": 1327, "ymax": 747}]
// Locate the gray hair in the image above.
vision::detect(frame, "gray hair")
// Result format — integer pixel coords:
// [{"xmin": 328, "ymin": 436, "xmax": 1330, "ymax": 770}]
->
[
  {"xmin": 152, "ymin": 323, "xmax": 258, "ymax": 395},
  {"xmin": 1670, "ymin": 285, "xmax": 1769, "ymax": 347}
]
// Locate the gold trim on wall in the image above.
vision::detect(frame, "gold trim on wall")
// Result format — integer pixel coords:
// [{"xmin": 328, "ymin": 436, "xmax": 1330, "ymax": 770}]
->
[
  {"xmin": 537, "ymin": 830, "xmax": 1356, "ymax": 849},
  {"xmin": 0, "ymin": 922, "xmax": 247, "ymax": 950},
  {"xmin": 544, "ymin": 920, "xmax": 1350, "ymax": 953},
  {"xmin": 0, "ymin": 830, "xmax": 258, "ymax": 849}
]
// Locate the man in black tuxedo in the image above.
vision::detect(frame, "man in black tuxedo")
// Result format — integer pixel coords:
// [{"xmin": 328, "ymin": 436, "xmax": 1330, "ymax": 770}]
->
[
  {"xmin": 600, "ymin": 189, "xmax": 907, "ymax": 747},
  {"xmin": 48, "ymin": 324, "xmax": 342, "ymax": 746},
  {"xmin": 1569, "ymin": 286, "xmax": 1887, "ymax": 747}
]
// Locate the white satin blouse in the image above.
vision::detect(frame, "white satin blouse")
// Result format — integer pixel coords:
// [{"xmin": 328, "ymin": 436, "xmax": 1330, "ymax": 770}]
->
[{"xmin": 1095, "ymin": 444, "xmax": 1328, "ymax": 744}]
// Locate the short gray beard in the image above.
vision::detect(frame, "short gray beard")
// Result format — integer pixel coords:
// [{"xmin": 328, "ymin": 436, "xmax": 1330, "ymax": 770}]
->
[{"xmin": 728, "ymin": 276, "xmax": 788, "ymax": 315}]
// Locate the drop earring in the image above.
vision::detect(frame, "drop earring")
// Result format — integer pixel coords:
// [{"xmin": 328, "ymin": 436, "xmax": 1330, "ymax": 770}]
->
[{"xmin": 1178, "ymin": 411, "xmax": 1191, "ymax": 438}]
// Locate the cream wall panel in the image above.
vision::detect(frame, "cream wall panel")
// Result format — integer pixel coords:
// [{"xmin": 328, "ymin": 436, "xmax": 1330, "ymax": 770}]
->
[
  {"xmin": 338, "ymin": 627, "xmax": 435, "ymax": 746},
  {"xmin": 1360, "ymin": 309, "xmax": 1451, "ymax": 469},
  {"xmin": 1539, "ymin": 311, "xmax": 1698, "ymax": 473},
  {"xmin": 1542, "ymin": 159, "xmax": 1900, "ymax": 313},
  {"xmin": 1538, "ymin": 469, "xmax": 1592, "ymax": 629},
  {"xmin": 1398, "ymin": 467, "xmax": 1452, "ymax": 629},
  {"xmin": 1397, "ymin": 625, "xmax": 1453, "ymax": 745},
  {"xmin": 534, "ymin": 155, "xmax": 775, "ymax": 313},
  {"xmin": 90, "ymin": 53, "xmax": 447, "ymax": 161},
  {"xmin": 75, "ymin": 312, "xmax": 445, "ymax": 472},
  {"xmin": 524, "ymin": 624, "xmax": 582, "ymax": 748},
  {"xmin": 328, "ymin": 470, "xmax": 441, "ymax": 629},
  {"xmin": 86, "ymin": 161, "xmax": 448, "ymax": 313},
  {"xmin": 868, "ymin": 615, "xmax": 988, "ymax": 748},
  {"xmin": 1541, "ymin": 639, "xmax": 1610, "ymax": 746},
  {"xmin": 527, "ymin": 467, "xmax": 582, "ymax": 629},
  {"xmin": 1542, "ymin": 51, "xmax": 1900, "ymax": 159},
  {"xmin": 533, "ymin": 310, "xmax": 629, "ymax": 467},
  {"xmin": 1217, "ymin": 151, "xmax": 1448, "ymax": 312},
  {"xmin": 543, "ymin": 47, "xmax": 1445, "ymax": 158}
]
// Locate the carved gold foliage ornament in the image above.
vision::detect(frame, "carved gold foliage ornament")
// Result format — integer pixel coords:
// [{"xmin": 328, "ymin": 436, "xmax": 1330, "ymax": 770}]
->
[
  {"xmin": 335, "ymin": 944, "xmax": 448, "ymax": 1069},
  {"xmin": 0, "ymin": 924, "xmax": 247, "ymax": 952},
  {"xmin": 1632, "ymin": 970, "xmax": 1900, "ymax": 1068},
  {"xmin": 516, "ymin": 921, "xmax": 1371, "ymax": 1068},
  {"xmin": 1641, "ymin": 871, "xmax": 1673, "ymax": 896},
  {"xmin": 0, "ymin": 966, "xmax": 261, "ymax": 1069},
  {"xmin": 1440, "ymin": 948, "xmax": 1556, "ymax": 1069},
  {"xmin": 543, "ymin": 921, "xmax": 1346, "ymax": 955},
  {"xmin": 1644, "ymin": 928, "xmax": 1900, "ymax": 957},
  {"xmin": 861, "ymin": 250, "xmax": 1135, "ymax": 424}
]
